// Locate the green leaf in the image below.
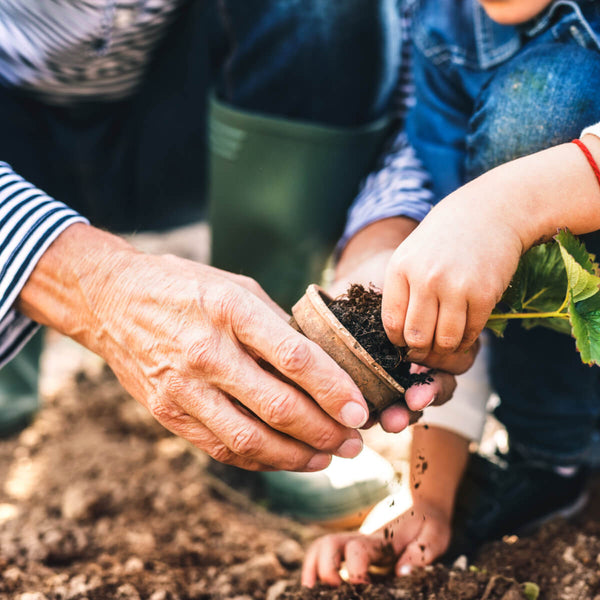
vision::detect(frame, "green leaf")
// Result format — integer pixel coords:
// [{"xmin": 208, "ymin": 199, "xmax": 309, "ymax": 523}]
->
[
  {"xmin": 568, "ymin": 291, "xmax": 600, "ymax": 365},
  {"xmin": 520, "ymin": 315, "xmax": 572, "ymax": 335},
  {"xmin": 485, "ymin": 317, "xmax": 508, "ymax": 337},
  {"xmin": 522, "ymin": 582, "xmax": 540, "ymax": 600},
  {"xmin": 486, "ymin": 229, "xmax": 600, "ymax": 366},
  {"xmin": 500, "ymin": 241, "xmax": 567, "ymax": 315},
  {"xmin": 556, "ymin": 230, "xmax": 600, "ymax": 303},
  {"xmin": 555, "ymin": 229, "xmax": 599, "ymax": 274}
]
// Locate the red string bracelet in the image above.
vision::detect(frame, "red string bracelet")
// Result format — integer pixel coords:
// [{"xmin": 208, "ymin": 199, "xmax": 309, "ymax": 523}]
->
[{"xmin": 572, "ymin": 138, "xmax": 600, "ymax": 189}]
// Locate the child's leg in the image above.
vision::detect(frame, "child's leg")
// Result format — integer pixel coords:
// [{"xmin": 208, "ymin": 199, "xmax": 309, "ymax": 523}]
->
[{"xmin": 466, "ymin": 41, "xmax": 600, "ymax": 467}]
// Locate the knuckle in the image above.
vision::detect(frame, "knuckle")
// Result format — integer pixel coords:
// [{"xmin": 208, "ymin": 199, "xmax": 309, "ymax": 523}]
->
[
  {"xmin": 186, "ymin": 332, "xmax": 220, "ymax": 372},
  {"xmin": 229, "ymin": 424, "xmax": 264, "ymax": 458},
  {"xmin": 313, "ymin": 375, "xmax": 344, "ymax": 405},
  {"xmin": 160, "ymin": 371, "xmax": 186, "ymax": 397},
  {"xmin": 475, "ymin": 286, "xmax": 501, "ymax": 311},
  {"xmin": 208, "ymin": 442, "xmax": 239, "ymax": 465},
  {"xmin": 310, "ymin": 427, "xmax": 340, "ymax": 452},
  {"xmin": 274, "ymin": 335, "xmax": 312, "ymax": 374},
  {"xmin": 210, "ymin": 285, "xmax": 243, "ymax": 325},
  {"xmin": 424, "ymin": 269, "xmax": 445, "ymax": 289},
  {"xmin": 238, "ymin": 274, "xmax": 264, "ymax": 296},
  {"xmin": 262, "ymin": 391, "xmax": 297, "ymax": 429},
  {"xmin": 147, "ymin": 394, "xmax": 184, "ymax": 427},
  {"xmin": 287, "ymin": 448, "xmax": 316, "ymax": 471}
]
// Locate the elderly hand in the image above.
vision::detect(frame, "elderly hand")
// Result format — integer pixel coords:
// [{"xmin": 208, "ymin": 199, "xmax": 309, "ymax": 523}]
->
[{"xmin": 18, "ymin": 224, "xmax": 370, "ymax": 471}]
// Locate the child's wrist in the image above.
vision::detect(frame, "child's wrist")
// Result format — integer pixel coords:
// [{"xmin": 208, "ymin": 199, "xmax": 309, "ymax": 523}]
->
[
  {"xmin": 476, "ymin": 161, "xmax": 544, "ymax": 251},
  {"xmin": 411, "ymin": 494, "xmax": 454, "ymax": 523},
  {"xmin": 497, "ymin": 142, "xmax": 600, "ymax": 249}
]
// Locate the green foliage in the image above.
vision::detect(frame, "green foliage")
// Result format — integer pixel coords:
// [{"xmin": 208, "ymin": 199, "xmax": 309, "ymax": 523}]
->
[{"xmin": 486, "ymin": 230, "xmax": 600, "ymax": 366}]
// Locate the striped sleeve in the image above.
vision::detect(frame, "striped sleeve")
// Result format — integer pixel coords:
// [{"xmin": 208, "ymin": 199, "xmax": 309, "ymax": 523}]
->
[
  {"xmin": 337, "ymin": 131, "xmax": 435, "ymax": 252},
  {"xmin": 0, "ymin": 161, "xmax": 88, "ymax": 367}
]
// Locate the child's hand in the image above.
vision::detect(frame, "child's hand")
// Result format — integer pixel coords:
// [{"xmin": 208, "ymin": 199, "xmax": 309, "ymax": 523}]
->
[
  {"xmin": 300, "ymin": 501, "xmax": 452, "ymax": 587},
  {"xmin": 382, "ymin": 175, "xmax": 526, "ymax": 364},
  {"xmin": 381, "ymin": 139, "xmax": 600, "ymax": 364}
]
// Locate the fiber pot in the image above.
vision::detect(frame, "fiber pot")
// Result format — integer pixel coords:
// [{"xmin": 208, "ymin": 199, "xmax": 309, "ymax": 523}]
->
[{"xmin": 291, "ymin": 284, "xmax": 421, "ymax": 423}]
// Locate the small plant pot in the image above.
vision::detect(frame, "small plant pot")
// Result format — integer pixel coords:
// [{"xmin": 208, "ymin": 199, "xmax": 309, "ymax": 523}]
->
[{"xmin": 291, "ymin": 284, "xmax": 420, "ymax": 422}]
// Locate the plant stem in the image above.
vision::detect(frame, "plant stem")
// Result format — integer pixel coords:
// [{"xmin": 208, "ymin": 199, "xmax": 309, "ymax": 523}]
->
[{"xmin": 488, "ymin": 310, "xmax": 569, "ymax": 321}]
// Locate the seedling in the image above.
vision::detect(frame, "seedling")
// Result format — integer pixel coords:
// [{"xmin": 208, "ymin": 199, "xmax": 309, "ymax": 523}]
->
[{"xmin": 486, "ymin": 229, "xmax": 600, "ymax": 365}]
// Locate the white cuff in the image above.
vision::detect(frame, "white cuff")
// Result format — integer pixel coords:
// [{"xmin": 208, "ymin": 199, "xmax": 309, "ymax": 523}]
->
[{"xmin": 581, "ymin": 122, "xmax": 600, "ymax": 140}]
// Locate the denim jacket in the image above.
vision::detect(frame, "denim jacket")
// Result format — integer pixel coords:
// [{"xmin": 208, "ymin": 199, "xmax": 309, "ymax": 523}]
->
[{"xmin": 407, "ymin": 0, "xmax": 600, "ymax": 201}]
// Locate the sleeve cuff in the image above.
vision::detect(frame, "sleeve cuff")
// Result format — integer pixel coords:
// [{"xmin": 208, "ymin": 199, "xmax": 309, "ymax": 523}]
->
[
  {"xmin": 581, "ymin": 122, "xmax": 600, "ymax": 140},
  {"xmin": 0, "ymin": 162, "xmax": 89, "ymax": 368},
  {"xmin": 336, "ymin": 132, "xmax": 435, "ymax": 256}
]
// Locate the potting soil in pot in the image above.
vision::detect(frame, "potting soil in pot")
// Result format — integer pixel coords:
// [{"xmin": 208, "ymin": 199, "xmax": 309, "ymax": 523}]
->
[{"xmin": 327, "ymin": 284, "xmax": 432, "ymax": 391}]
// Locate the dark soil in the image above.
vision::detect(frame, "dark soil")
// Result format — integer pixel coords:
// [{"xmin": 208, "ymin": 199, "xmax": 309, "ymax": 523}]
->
[
  {"xmin": 327, "ymin": 284, "xmax": 431, "ymax": 391},
  {"xmin": 2, "ymin": 354, "xmax": 600, "ymax": 599}
]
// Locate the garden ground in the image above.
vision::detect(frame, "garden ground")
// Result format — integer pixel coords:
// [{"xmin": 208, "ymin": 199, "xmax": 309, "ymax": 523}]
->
[{"xmin": 0, "ymin": 331, "xmax": 600, "ymax": 600}]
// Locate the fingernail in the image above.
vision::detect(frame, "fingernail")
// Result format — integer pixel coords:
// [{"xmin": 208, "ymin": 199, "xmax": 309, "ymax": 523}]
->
[
  {"xmin": 305, "ymin": 453, "xmax": 332, "ymax": 472},
  {"xmin": 335, "ymin": 437, "xmax": 363, "ymax": 459},
  {"xmin": 406, "ymin": 349, "xmax": 426, "ymax": 362},
  {"xmin": 340, "ymin": 402, "xmax": 368, "ymax": 428},
  {"xmin": 399, "ymin": 564, "xmax": 412, "ymax": 576},
  {"xmin": 424, "ymin": 394, "xmax": 437, "ymax": 409}
]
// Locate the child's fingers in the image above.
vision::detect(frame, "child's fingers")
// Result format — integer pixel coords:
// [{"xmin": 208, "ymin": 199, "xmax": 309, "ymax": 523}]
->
[
  {"xmin": 300, "ymin": 543, "xmax": 320, "ymax": 588},
  {"xmin": 301, "ymin": 535, "xmax": 347, "ymax": 587},
  {"xmin": 409, "ymin": 340, "xmax": 478, "ymax": 375},
  {"xmin": 381, "ymin": 273, "xmax": 410, "ymax": 347},
  {"xmin": 458, "ymin": 296, "xmax": 497, "ymax": 353},
  {"xmin": 343, "ymin": 538, "xmax": 382, "ymax": 584},
  {"xmin": 396, "ymin": 520, "xmax": 451, "ymax": 572},
  {"xmin": 401, "ymin": 290, "xmax": 439, "ymax": 363},
  {"xmin": 432, "ymin": 299, "xmax": 467, "ymax": 355},
  {"xmin": 404, "ymin": 369, "xmax": 456, "ymax": 411},
  {"xmin": 378, "ymin": 404, "xmax": 411, "ymax": 433}
]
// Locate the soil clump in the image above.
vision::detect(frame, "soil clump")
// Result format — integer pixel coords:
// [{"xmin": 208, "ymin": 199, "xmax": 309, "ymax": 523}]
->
[{"xmin": 327, "ymin": 284, "xmax": 431, "ymax": 391}]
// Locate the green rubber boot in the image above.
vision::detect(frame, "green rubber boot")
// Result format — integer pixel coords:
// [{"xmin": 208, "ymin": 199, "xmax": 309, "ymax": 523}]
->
[
  {"xmin": 209, "ymin": 98, "xmax": 395, "ymax": 525},
  {"xmin": 209, "ymin": 96, "xmax": 390, "ymax": 310},
  {"xmin": 0, "ymin": 328, "xmax": 44, "ymax": 438}
]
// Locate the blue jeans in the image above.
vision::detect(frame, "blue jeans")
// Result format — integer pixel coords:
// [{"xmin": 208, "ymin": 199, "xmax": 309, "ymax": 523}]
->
[
  {"xmin": 409, "ymin": 0, "xmax": 600, "ymax": 465},
  {"xmin": 0, "ymin": 0, "xmax": 400, "ymax": 231}
]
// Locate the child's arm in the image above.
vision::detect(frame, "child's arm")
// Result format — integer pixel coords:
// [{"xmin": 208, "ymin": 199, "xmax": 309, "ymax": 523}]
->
[
  {"xmin": 381, "ymin": 133, "xmax": 600, "ymax": 363},
  {"xmin": 301, "ymin": 424, "xmax": 469, "ymax": 587}
]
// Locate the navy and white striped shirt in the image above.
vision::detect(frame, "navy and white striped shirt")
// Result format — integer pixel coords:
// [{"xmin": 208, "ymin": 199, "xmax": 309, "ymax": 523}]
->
[{"xmin": 0, "ymin": 1, "xmax": 434, "ymax": 366}]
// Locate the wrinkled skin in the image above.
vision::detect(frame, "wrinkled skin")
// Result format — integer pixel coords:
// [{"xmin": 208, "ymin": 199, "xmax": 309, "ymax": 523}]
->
[{"xmin": 20, "ymin": 224, "xmax": 373, "ymax": 471}]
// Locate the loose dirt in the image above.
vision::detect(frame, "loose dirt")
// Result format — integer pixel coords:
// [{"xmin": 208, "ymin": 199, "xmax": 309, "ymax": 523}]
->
[{"xmin": 1, "ymin": 344, "xmax": 600, "ymax": 599}]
